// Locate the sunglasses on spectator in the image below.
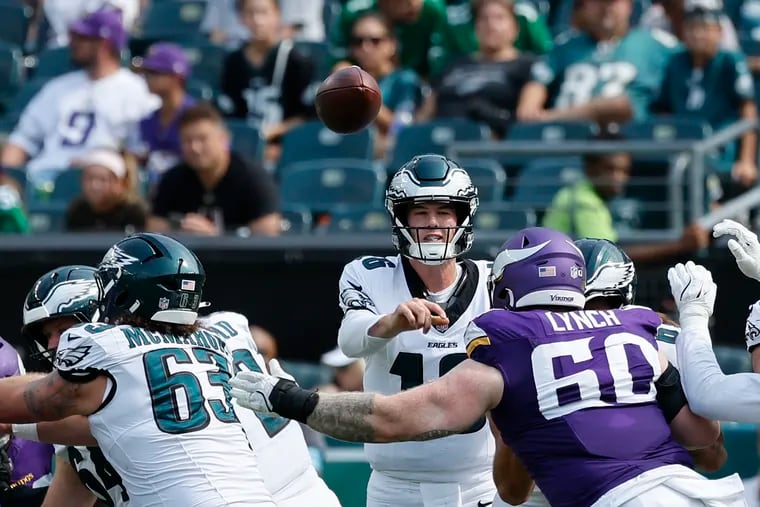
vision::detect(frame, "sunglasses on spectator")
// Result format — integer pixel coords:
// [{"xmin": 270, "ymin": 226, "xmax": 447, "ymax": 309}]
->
[{"xmin": 350, "ymin": 35, "xmax": 387, "ymax": 47}]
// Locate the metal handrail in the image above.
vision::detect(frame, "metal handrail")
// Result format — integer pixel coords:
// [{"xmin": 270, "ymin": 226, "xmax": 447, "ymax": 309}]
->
[{"xmin": 447, "ymin": 119, "xmax": 759, "ymax": 236}]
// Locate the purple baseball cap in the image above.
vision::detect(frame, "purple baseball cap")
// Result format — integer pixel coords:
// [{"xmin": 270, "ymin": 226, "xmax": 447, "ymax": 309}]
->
[
  {"xmin": 69, "ymin": 9, "xmax": 127, "ymax": 51},
  {"xmin": 139, "ymin": 42, "xmax": 191, "ymax": 78}
]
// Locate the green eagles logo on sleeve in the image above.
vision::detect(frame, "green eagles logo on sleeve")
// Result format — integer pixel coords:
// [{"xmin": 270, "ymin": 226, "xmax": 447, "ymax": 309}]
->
[{"xmin": 56, "ymin": 345, "xmax": 93, "ymax": 368}]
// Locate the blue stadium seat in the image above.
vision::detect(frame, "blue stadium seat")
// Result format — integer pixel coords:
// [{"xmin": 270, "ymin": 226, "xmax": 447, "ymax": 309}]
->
[
  {"xmin": 387, "ymin": 118, "xmax": 490, "ymax": 174},
  {"xmin": 462, "ymin": 158, "xmax": 507, "ymax": 203},
  {"xmin": 279, "ymin": 159, "xmax": 386, "ymax": 213},
  {"xmin": 475, "ymin": 203, "xmax": 537, "ymax": 231},
  {"xmin": 227, "ymin": 119, "xmax": 265, "ymax": 162},
  {"xmin": 327, "ymin": 206, "xmax": 390, "ymax": 233},
  {"xmin": 180, "ymin": 42, "xmax": 228, "ymax": 89},
  {"xmin": 714, "ymin": 345, "xmax": 752, "ymax": 374},
  {"xmin": 280, "ymin": 205, "xmax": 313, "ymax": 234},
  {"xmin": 511, "ymin": 156, "xmax": 583, "ymax": 216},
  {"xmin": 507, "ymin": 120, "xmax": 597, "ymax": 142},
  {"xmin": 5, "ymin": 77, "xmax": 48, "ymax": 118},
  {"xmin": 32, "ymin": 47, "xmax": 132, "ymax": 79},
  {"xmin": 50, "ymin": 167, "xmax": 84, "ymax": 202},
  {"xmin": 278, "ymin": 121, "xmax": 374, "ymax": 171},
  {"xmin": 0, "ymin": 42, "xmax": 23, "ymax": 112},
  {"xmin": 136, "ymin": 0, "xmax": 207, "ymax": 41},
  {"xmin": 621, "ymin": 117, "xmax": 711, "ymax": 143},
  {"xmin": 4, "ymin": 166, "xmax": 25, "ymax": 190},
  {"xmin": 293, "ymin": 40, "xmax": 330, "ymax": 81},
  {"xmin": 704, "ymin": 422, "xmax": 759, "ymax": 480},
  {"xmin": 186, "ymin": 78, "xmax": 218, "ymax": 103},
  {"xmin": 0, "ymin": 3, "xmax": 31, "ymax": 49}
]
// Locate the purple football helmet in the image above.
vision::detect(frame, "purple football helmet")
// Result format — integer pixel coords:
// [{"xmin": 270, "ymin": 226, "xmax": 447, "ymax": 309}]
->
[{"xmin": 489, "ymin": 227, "xmax": 586, "ymax": 310}]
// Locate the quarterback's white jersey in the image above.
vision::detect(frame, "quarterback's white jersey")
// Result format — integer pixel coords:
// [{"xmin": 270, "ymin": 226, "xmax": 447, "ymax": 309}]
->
[
  {"xmin": 54, "ymin": 322, "xmax": 274, "ymax": 507},
  {"xmin": 199, "ymin": 311, "xmax": 340, "ymax": 506},
  {"xmin": 9, "ymin": 69, "xmax": 159, "ymax": 177},
  {"xmin": 337, "ymin": 255, "xmax": 496, "ymax": 482}
]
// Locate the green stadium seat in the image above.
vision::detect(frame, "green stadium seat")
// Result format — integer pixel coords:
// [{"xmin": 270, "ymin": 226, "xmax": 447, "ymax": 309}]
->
[
  {"xmin": 714, "ymin": 345, "xmax": 752, "ymax": 374},
  {"xmin": 507, "ymin": 120, "xmax": 597, "ymax": 142},
  {"xmin": 327, "ymin": 206, "xmax": 390, "ymax": 233},
  {"xmin": 462, "ymin": 158, "xmax": 507, "ymax": 202},
  {"xmin": 4, "ymin": 166, "xmax": 25, "ymax": 190},
  {"xmin": 278, "ymin": 121, "xmax": 374, "ymax": 171},
  {"xmin": 475, "ymin": 203, "xmax": 537, "ymax": 231},
  {"xmin": 227, "ymin": 119, "xmax": 265, "ymax": 162},
  {"xmin": 5, "ymin": 77, "xmax": 48, "ymax": 118},
  {"xmin": 280, "ymin": 205, "xmax": 313, "ymax": 234},
  {"xmin": 279, "ymin": 159, "xmax": 386, "ymax": 213},
  {"xmin": 186, "ymin": 78, "xmax": 217, "ymax": 103},
  {"xmin": 704, "ymin": 422, "xmax": 759, "ymax": 480},
  {"xmin": 180, "ymin": 42, "xmax": 227, "ymax": 89},
  {"xmin": 387, "ymin": 118, "xmax": 490, "ymax": 174},
  {"xmin": 323, "ymin": 446, "xmax": 371, "ymax": 507}
]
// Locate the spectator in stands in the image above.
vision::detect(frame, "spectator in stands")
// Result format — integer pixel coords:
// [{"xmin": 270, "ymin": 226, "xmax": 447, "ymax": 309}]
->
[
  {"xmin": 0, "ymin": 184, "xmax": 29, "ymax": 234},
  {"xmin": 318, "ymin": 346, "xmax": 365, "ymax": 393},
  {"xmin": 127, "ymin": 42, "xmax": 196, "ymax": 192},
  {"xmin": 0, "ymin": 9, "xmax": 159, "ymax": 180},
  {"xmin": 201, "ymin": 0, "xmax": 250, "ymax": 49},
  {"xmin": 542, "ymin": 130, "xmax": 710, "ymax": 263},
  {"xmin": 147, "ymin": 103, "xmax": 282, "ymax": 236},
  {"xmin": 279, "ymin": 0, "xmax": 326, "ymax": 41},
  {"xmin": 440, "ymin": 0, "xmax": 553, "ymax": 56},
  {"xmin": 42, "ymin": 0, "xmax": 141, "ymax": 49},
  {"xmin": 417, "ymin": 0, "xmax": 535, "ymax": 139},
  {"xmin": 346, "ymin": 12, "xmax": 424, "ymax": 158},
  {"xmin": 220, "ymin": 0, "xmax": 315, "ymax": 161},
  {"xmin": 516, "ymin": 0, "xmax": 678, "ymax": 124},
  {"xmin": 65, "ymin": 148, "xmax": 147, "ymax": 232},
  {"xmin": 250, "ymin": 324, "xmax": 278, "ymax": 364},
  {"xmin": 652, "ymin": 0, "xmax": 758, "ymax": 196},
  {"xmin": 639, "ymin": 0, "xmax": 739, "ymax": 50}
]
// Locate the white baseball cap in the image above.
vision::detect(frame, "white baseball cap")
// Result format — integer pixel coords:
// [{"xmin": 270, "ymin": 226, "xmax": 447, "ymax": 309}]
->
[
  {"xmin": 74, "ymin": 148, "xmax": 127, "ymax": 179},
  {"xmin": 320, "ymin": 346, "xmax": 357, "ymax": 368}
]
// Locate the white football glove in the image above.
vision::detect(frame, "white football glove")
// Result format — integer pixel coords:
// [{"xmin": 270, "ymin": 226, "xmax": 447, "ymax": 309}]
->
[
  {"xmin": 229, "ymin": 359, "xmax": 296, "ymax": 414},
  {"xmin": 745, "ymin": 301, "xmax": 760, "ymax": 351},
  {"xmin": 667, "ymin": 261, "xmax": 717, "ymax": 322},
  {"xmin": 713, "ymin": 219, "xmax": 760, "ymax": 282}
]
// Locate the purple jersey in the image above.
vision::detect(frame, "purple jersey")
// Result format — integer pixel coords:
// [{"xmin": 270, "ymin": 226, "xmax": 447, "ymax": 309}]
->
[
  {"xmin": 0, "ymin": 338, "xmax": 54, "ymax": 491},
  {"xmin": 466, "ymin": 306, "xmax": 691, "ymax": 507}
]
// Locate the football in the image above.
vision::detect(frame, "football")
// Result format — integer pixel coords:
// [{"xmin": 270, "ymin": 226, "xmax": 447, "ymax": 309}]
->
[{"xmin": 315, "ymin": 65, "xmax": 382, "ymax": 134}]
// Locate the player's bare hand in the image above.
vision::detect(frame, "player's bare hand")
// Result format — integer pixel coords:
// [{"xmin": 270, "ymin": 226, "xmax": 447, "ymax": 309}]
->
[
  {"xmin": 369, "ymin": 298, "xmax": 449, "ymax": 338},
  {"xmin": 180, "ymin": 213, "xmax": 220, "ymax": 236}
]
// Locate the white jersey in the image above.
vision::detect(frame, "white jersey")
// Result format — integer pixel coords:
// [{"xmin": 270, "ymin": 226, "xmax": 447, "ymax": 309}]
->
[
  {"xmin": 199, "ymin": 312, "xmax": 339, "ymax": 505},
  {"xmin": 337, "ymin": 255, "xmax": 496, "ymax": 482},
  {"xmin": 54, "ymin": 322, "xmax": 274, "ymax": 507},
  {"xmin": 9, "ymin": 69, "xmax": 159, "ymax": 177}
]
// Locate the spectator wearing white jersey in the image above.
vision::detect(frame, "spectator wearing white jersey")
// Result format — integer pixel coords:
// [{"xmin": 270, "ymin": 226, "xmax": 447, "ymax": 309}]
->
[{"xmin": 1, "ymin": 9, "xmax": 159, "ymax": 181}]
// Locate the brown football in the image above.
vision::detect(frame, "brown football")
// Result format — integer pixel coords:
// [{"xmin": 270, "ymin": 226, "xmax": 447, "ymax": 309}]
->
[{"xmin": 315, "ymin": 66, "xmax": 382, "ymax": 134}]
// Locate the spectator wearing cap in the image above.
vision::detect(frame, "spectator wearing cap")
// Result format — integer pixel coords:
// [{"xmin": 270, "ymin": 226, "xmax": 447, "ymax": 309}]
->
[
  {"xmin": 318, "ymin": 346, "xmax": 364, "ymax": 393},
  {"xmin": 652, "ymin": 0, "xmax": 758, "ymax": 197},
  {"xmin": 127, "ymin": 42, "xmax": 196, "ymax": 192},
  {"xmin": 639, "ymin": 0, "xmax": 739, "ymax": 50},
  {"xmin": 65, "ymin": 147, "xmax": 148, "ymax": 232},
  {"xmin": 0, "ymin": 9, "xmax": 159, "ymax": 179},
  {"xmin": 147, "ymin": 102, "xmax": 282, "ymax": 237}
]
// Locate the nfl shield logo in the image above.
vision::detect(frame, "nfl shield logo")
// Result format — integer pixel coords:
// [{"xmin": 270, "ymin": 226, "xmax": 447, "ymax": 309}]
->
[{"xmin": 158, "ymin": 297, "xmax": 170, "ymax": 310}]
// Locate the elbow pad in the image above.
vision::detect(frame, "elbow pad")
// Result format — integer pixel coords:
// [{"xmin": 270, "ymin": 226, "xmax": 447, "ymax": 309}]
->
[{"xmin": 655, "ymin": 362, "xmax": 689, "ymax": 423}]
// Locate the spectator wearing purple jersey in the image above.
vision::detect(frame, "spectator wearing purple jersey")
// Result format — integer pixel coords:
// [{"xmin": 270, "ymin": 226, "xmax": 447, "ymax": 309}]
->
[
  {"xmin": 0, "ymin": 337, "xmax": 54, "ymax": 507},
  {"xmin": 127, "ymin": 42, "xmax": 197, "ymax": 190}
]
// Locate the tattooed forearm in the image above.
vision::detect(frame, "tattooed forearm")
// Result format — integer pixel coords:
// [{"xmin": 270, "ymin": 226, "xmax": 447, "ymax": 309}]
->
[
  {"xmin": 306, "ymin": 392, "xmax": 377, "ymax": 442},
  {"xmin": 305, "ymin": 392, "xmax": 457, "ymax": 443},
  {"xmin": 23, "ymin": 373, "xmax": 81, "ymax": 421}
]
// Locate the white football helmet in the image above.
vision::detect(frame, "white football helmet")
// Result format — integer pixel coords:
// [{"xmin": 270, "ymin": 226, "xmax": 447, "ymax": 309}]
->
[{"xmin": 385, "ymin": 154, "xmax": 479, "ymax": 265}]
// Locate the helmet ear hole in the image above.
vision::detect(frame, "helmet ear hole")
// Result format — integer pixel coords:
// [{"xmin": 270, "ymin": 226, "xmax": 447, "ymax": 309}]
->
[{"xmin": 114, "ymin": 290, "xmax": 130, "ymax": 307}]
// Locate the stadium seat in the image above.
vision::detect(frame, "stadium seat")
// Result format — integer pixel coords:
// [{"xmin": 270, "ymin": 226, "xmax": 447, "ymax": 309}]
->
[
  {"xmin": 135, "ymin": 0, "xmax": 207, "ymax": 41},
  {"xmin": 279, "ymin": 159, "xmax": 386, "ymax": 213},
  {"xmin": 475, "ymin": 203, "xmax": 537, "ymax": 231},
  {"xmin": 621, "ymin": 117, "xmax": 712, "ymax": 229},
  {"xmin": 714, "ymin": 345, "xmax": 752, "ymax": 374},
  {"xmin": 704, "ymin": 422, "xmax": 759, "ymax": 480},
  {"xmin": 0, "ymin": 42, "xmax": 22, "ymax": 113},
  {"xmin": 278, "ymin": 360, "xmax": 331, "ymax": 390},
  {"xmin": 278, "ymin": 121, "xmax": 374, "ymax": 171},
  {"xmin": 5, "ymin": 77, "xmax": 48, "ymax": 118},
  {"xmin": 280, "ymin": 205, "xmax": 313, "ymax": 234},
  {"xmin": 32, "ymin": 47, "xmax": 132, "ymax": 79},
  {"xmin": 0, "ymin": 3, "xmax": 31, "ymax": 49},
  {"xmin": 227, "ymin": 119, "xmax": 265, "ymax": 162},
  {"xmin": 510, "ymin": 156, "xmax": 583, "ymax": 219},
  {"xmin": 50, "ymin": 167, "xmax": 84, "ymax": 202},
  {"xmin": 462, "ymin": 158, "xmax": 507, "ymax": 203},
  {"xmin": 180, "ymin": 42, "xmax": 227, "ymax": 89},
  {"xmin": 4, "ymin": 166, "xmax": 25, "ymax": 190},
  {"xmin": 293, "ymin": 40, "xmax": 331, "ymax": 81},
  {"xmin": 327, "ymin": 206, "xmax": 390, "ymax": 233},
  {"xmin": 387, "ymin": 118, "xmax": 490, "ymax": 174},
  {"xmin": 507, "ymin": 120, "xmax": 597, "ymax": 142},
  {"xmin": 186, "ymin": 79, "xmax": 217, "ymax": 103}
]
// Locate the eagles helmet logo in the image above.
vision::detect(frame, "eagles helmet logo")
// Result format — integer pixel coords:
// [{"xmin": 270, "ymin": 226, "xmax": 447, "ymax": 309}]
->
[
  {"xmin": 55, "ymin": 345, "xmax": 92, "ymax": 368},
  {"xmin": 100, "ymin": 246, "xmax": 140, "ymax": 269},
  {"xmin": 586, "ymin": 262, "xmax": 635, "ymax": 292}
]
